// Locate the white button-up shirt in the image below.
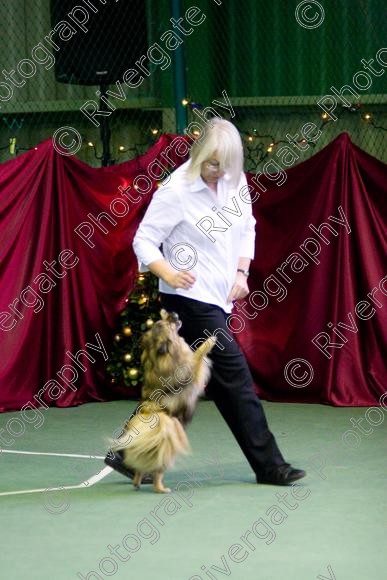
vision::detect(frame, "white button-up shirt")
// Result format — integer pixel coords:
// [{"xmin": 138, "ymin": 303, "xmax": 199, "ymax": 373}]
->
[{"xmin": 133, "ymin": 160, "xmax": 256, "ymax": 313}]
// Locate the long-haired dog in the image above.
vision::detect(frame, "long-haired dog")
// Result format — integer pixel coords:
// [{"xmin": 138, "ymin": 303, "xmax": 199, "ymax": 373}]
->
[{"xmin": 111, "ymin": 309, "xmax": 216, "ymax": 493}]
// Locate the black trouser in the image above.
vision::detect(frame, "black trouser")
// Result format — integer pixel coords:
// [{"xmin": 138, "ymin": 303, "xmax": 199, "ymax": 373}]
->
[{"xmin": 160, "ymin": 293, "xmax": 287, "ymax": 476}]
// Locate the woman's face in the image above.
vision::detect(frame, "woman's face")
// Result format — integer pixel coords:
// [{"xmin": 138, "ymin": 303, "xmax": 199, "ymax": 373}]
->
[{"xmin": 200, "ymin": 158, "xmax": 225, "ymax": 184}]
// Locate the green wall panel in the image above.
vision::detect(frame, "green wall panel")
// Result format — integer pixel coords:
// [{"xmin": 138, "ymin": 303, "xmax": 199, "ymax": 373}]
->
[{"xmin": 181, "ymin": 0, "xmax": 386, "ymax": 100}]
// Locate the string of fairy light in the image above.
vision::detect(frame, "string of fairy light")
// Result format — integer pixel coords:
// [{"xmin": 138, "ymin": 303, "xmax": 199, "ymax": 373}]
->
[
  {"xmin": 241, "ymin": 103, "xmax": 383, "ymax": 170},
  {"xmin": 87, "ymin": 100, "xmax": 385, "ymax": 165},
  {"xmin": 180, "ymin": 98, "xmax": 386, "ymax": 172},
  {"xmin": 0, "ymin": 101, "xmax": 385, "ymax": 160}
]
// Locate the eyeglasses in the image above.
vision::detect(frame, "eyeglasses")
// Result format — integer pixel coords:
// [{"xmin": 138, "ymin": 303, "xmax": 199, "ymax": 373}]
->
[{"xmin": 204, "ymin": 160, "xmax": 223, "ymax": 172}]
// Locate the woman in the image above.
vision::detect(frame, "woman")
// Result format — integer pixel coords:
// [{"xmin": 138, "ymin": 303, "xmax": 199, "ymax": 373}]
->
[{"xmin": 107, "ymin": 118, "xmax": 305, "ymax": 486}]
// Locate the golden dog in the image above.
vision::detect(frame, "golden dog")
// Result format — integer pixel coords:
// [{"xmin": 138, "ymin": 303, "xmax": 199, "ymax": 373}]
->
[{"xmin": 112, "ymin": 309, "xmax": 216, "ymax": 493}]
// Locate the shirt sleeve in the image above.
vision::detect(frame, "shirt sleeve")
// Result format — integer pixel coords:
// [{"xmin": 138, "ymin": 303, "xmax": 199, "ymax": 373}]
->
[
  {"xmin": 132, "ymin": 182, "xmax": 184, "ymax": 269},
  {"xmin": 238, "ymin": 174, "xmax": 256, "ymax": 259}
]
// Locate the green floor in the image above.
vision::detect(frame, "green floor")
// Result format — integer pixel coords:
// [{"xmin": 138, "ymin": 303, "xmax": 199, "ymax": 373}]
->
[{"xmin": 0, "ymin": 400, "xmax": 386, "ymax": 580}]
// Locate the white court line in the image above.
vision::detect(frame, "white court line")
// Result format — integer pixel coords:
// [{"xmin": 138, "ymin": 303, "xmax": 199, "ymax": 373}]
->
[
  {"xmin": 0, "ymin": 449, "xmax": 113, "ymax": 497},
  {"xmin": 1, "ymin": 449, "xmax": 105, "ymax": 459},
  {"xmin": 0, "ymin": 466, "xmax": 113, "ymax": 497}
]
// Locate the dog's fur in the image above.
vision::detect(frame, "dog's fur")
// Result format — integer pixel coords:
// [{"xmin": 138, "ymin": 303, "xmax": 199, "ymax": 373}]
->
[{"xmin": 111, "ymin": 309, "xmax": 216, "ymax": 493}]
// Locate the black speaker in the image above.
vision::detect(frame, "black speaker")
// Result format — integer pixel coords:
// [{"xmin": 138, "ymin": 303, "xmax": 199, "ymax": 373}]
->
[{"xmin": 50, "ymin": 0, "xmax": 147, "ymax": 85}]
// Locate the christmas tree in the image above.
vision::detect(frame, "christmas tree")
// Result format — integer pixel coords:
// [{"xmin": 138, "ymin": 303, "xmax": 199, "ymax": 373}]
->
[{"xmin": 106, "ymin": 272, "xmax": 160, "ymax": 390}]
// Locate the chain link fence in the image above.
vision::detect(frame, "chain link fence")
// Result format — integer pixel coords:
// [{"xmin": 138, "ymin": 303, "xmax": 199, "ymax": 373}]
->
[{"xmin": 0, "ymin": 0, "xmax": 385, "ymax": 168}]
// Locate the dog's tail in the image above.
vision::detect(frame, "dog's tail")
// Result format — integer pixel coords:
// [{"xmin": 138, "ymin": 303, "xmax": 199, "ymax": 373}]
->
[{"xmin": 110, "ymin": 409, "xmax": 190, "ymax": 474}]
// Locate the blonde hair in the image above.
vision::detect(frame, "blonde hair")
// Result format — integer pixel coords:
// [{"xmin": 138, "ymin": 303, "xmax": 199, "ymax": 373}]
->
[{"xmin": 185, "ymin": 118, "xmax": 244, "ymax": 188}]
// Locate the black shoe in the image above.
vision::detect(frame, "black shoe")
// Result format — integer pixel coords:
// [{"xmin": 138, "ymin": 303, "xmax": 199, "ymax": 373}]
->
[
  {"xmin": 256, "ymin": 465, "xmax": 306, "ymax": 486},
  {"xmin": 104, "ymin": 450, "xmax": 153, "ymax": 484}
]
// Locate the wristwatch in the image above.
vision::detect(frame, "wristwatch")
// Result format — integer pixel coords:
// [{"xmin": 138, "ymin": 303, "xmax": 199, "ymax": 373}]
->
[{"xmin": 237, "ymin": 269, "xmax": 250, "ymax": 277}]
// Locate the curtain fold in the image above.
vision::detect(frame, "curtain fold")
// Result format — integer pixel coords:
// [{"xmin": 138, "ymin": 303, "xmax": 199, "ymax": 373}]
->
[
  {"xmin": 0, "ymin": 135, "xmax": 188, "ymax": 412},
  {"xmin": 241, "ymin": 133, "xmax": 386, "ymax": 406},
  {"xmin": 0, "ymin": 132, "xmax": 385, "ymax": 412}
]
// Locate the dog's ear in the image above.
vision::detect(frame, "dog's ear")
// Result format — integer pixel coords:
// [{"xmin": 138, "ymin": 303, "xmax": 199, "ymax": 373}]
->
[
  {"xmin": 141, "ymin": 330, "xmax": 152, "ymax": 350},
  {"xmin": 160, "ymin": 309, "xmax": 168, "ymax": 320},
  {"xmin": 167, "ymin": 311, "xmax": 180, "ymax": 324}
]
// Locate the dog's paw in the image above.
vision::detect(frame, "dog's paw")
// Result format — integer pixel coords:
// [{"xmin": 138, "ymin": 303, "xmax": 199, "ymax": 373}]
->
[{"xmin": 154, "ymin": 486, "xmax": 171, "ymax": 494}]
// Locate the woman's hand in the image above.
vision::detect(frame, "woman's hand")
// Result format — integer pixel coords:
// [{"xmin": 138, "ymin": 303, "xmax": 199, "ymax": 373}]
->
[
  {"xmin": 227, "ymin": 272, "xmax": 249, "ymax": 303},
  {"xmin": 164, "ymin": 270, "xmax": 197, "ymax": 290},
  {"xmin": 147, "ymin": 259, "xmax": 196, "ymax": 290}
]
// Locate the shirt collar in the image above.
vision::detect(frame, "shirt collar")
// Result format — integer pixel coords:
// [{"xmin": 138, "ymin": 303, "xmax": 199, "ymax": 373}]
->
[
  {"xmin": 189, "ymin": 172, "xmax": 232, "ymax": 193},
  {"xmin": 190, "ymin": 175, "xmax": 209, "ymax": 192}
]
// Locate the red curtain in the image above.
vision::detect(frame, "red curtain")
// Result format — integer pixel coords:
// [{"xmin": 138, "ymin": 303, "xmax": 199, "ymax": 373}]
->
[
  {"xmin": 0, "ymin": 135, "xmax": 188, "ymax": 412},
  {"xmin": 0, "ymin": 133, "xmax": 385, "ymax": 412},
  {"xmin": 241, "ymin": 133, "xmax": 387, "ymax": 406}
]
